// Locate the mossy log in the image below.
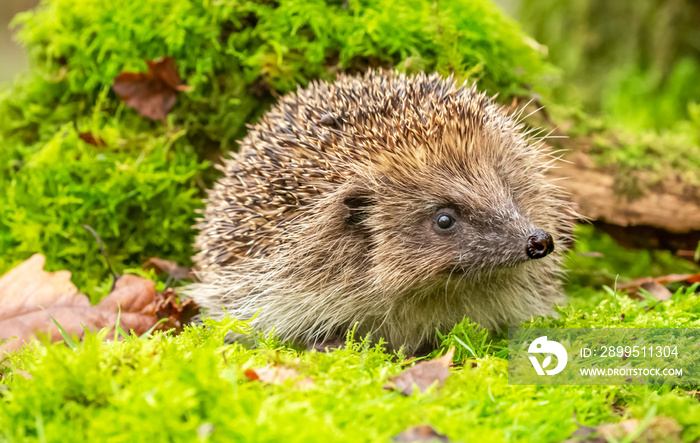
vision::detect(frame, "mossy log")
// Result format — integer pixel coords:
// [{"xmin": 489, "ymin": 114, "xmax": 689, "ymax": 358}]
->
[{"xmin": 549, "ymin": 151, "xmax": 700, "ymax": 251}]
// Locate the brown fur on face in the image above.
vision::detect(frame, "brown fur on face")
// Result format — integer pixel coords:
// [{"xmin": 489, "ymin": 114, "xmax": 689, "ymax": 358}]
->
[{"xmin": 184, "ymin": 71, "xmax": 575, "ymax": 353}]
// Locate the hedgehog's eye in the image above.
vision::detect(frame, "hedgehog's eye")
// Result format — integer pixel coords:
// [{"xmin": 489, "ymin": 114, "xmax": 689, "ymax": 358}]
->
[{"xmin": 435, "ymin": 213, "xmax": 456, "ymax": 230}]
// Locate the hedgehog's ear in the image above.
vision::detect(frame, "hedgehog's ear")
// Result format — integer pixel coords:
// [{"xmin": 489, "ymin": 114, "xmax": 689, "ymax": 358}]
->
[{"xmin": 342, "ymin": 188, "xmax": 375, "ymax": 226}]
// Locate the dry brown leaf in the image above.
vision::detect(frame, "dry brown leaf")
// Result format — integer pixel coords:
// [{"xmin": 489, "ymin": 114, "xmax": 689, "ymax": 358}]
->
[
  {"xmin": 618, "ymin": 272, "xmax": 700, "ymax": 299},
  {"xmin": 0, "ymin": 254, "xmax": 95, "ymax": 352},
  {"xmin": 639, "ymin": 281, "xmax": 673, "ymax": 301},
  {"xmin": 566, "ymin": 415, "xmax": 682, "ymax": 442},
  {"xmin": 96, "ymin": 274, "xmax": 159, "ymax": 337},
  {"xmin": 154, "ymin": 287, "xmax": 199, "ymax": 333},
  {"xmin": 0, "ymin": 254, "xmax": 176, "ymax": 353},
  {"xmin": 384, "ymin": 347, "xmax": 455, "ymax": 395},
  {"xmin": 112, "ymin": 57, "xmax": 191, "ymax": 122},
  {"xmin": 393, "ymin": 425, "xmax": 450, "ymax": 442},
  {"xmin": 143, "ymin": 257, "xmax": 194, "ymax": 280},
  {"xmin": 77, "ymin": 132, "xmax": 106, "ymax": 147},
  {"xmin": 244, "ymin": 364, "xmax": 314, "ymax": 388},
  {"xmin": 685, "ymin": 390, "xmax": 700, "ymax": 401},
  {"xmin": 676, "ymin": 250, "xmax": 699, "ymax": 261}
]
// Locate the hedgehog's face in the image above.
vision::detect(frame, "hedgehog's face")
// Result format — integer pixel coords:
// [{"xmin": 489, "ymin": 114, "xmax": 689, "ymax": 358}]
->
[{"xmin": 341, "ymin": 164, "xmax": 559, "ymax": 288}]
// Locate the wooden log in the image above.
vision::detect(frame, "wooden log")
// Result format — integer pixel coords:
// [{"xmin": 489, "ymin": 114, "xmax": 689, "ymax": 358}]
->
[{"xmin": 548, "ymin": 152, "xmax": 700, "ymax": 251}]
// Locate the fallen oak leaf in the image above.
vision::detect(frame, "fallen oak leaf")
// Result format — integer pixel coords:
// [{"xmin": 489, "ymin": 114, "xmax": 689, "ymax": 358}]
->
[
  {"xmin": 96, "ymin": 274, "xmax": 160, "ymax": 338},
  {"xmin": 0, "ymin": 254, "xmax": 80, "ymax": 316},
  {"xmin": 655, "ymin": 273, "xmax": 700, "ymax": 285},
  {"xmin": 685, "ymin": 390, "xmax": 700, "ymax": 401},
  {"xmin": 77, "ymin": 132, "xmax": 106, "ymax": 147},
  {"xmin": 102, "ymin": 275, "xmax": 200, "ymax": 336},
  {"xmin": 617, "ymin": 272, "xmax": 700, "ymax": 299},
  {"xmin": 154, "ymin": 287, "xmax": 199, "ymax": 333},
  {"xmin": 112, "ymin": 57, "xmax": 191, "ymax": 122},
  {"xmin": 0, "ymin": 254, "xmax": 93, "ymax": 352},
  {"xmin": 244, "ymin": 364, "xmax": 314, "ymax": 388},
  {"xmin": 620, "ymin": 273, "xmax": 700, "ymax": 288},
  {"xmin": 0, "ymin": 254, "xmax": 169, "ymax": 352},
  {"xmin": 676, "ymin": 249, "xmax": 699, "ymax": 262},
  {"xmin": 393, "ymin": 425, "xmax": 450, "ymax": 442},
  {"xmin": 639, "ymin": 281, "xmax": 673, "ymax": 301},
  {"xmin": 565, "ymin": 415, "xmax": 682, "ymax": 443},
  {"xmin": 384, "ymin": 347, "xmax": 455, "ymax": 395},
  {"xmin": 143, "ymin": 257, "xmax": 194, "ymax": 281}
]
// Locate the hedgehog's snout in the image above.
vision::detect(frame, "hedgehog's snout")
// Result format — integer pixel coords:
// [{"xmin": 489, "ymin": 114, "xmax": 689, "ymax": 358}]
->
[{"xmin": 526, "ymin": 229, "xmax": 554, "ymax": 259}]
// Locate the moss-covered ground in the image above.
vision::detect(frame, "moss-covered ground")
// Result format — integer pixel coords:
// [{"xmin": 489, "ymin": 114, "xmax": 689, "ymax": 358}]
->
[
  {"xmin": 2, "ymin": 227, "xmax": 700, "ymax": 442},
  {"xmin": 3, "ymin": 0, "xmax": 700, "ymax": 441}
]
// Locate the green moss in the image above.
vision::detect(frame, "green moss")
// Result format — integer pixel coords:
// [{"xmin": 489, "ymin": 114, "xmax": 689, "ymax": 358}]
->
[
  {"xmin": 6, "ymin": 0, "xmax": 551, "ymax": 148},
  {"xmin": 3, "ymin": 226, "xmax": 694, "ymax": 441},
  {"xmin": 0, "ymin": 0, "xmax": 552, "ymax": 298},
  {"xmin": 3, "ymin": 285, "xmax": 700, "ymax": 442},
  {"xmin": 0, "ymin": 100, "xmax": 208, "ymax": 301}
]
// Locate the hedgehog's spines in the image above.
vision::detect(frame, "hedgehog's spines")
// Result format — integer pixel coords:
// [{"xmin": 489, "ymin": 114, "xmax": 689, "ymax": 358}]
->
[{"xmin": 187, "ymin": 70, "xmax": 576, "ymax": 353}]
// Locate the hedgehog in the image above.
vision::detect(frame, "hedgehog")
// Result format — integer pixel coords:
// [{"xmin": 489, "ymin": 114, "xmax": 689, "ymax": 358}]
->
[{"xmin": 185, "ymin": 71, "xmax": 575, "ymax": 353}]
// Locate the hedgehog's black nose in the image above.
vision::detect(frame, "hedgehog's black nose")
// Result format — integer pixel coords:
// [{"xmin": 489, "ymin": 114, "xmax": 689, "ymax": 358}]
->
[{"xmin": 526, "ymin": 229, "xmax": 554, "ymax": 259}]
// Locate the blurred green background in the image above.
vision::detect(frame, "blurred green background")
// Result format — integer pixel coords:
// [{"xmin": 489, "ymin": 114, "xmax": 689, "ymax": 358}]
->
[{"xmin": 1, "ymin": 0, "xmax": 37, "ymax": 82}]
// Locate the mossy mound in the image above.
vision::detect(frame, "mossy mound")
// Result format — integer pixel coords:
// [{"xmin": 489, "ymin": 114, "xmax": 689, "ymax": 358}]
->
[{"xmin": 0, "ymin": 0, "xmax": 552, "ymax": 299}]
